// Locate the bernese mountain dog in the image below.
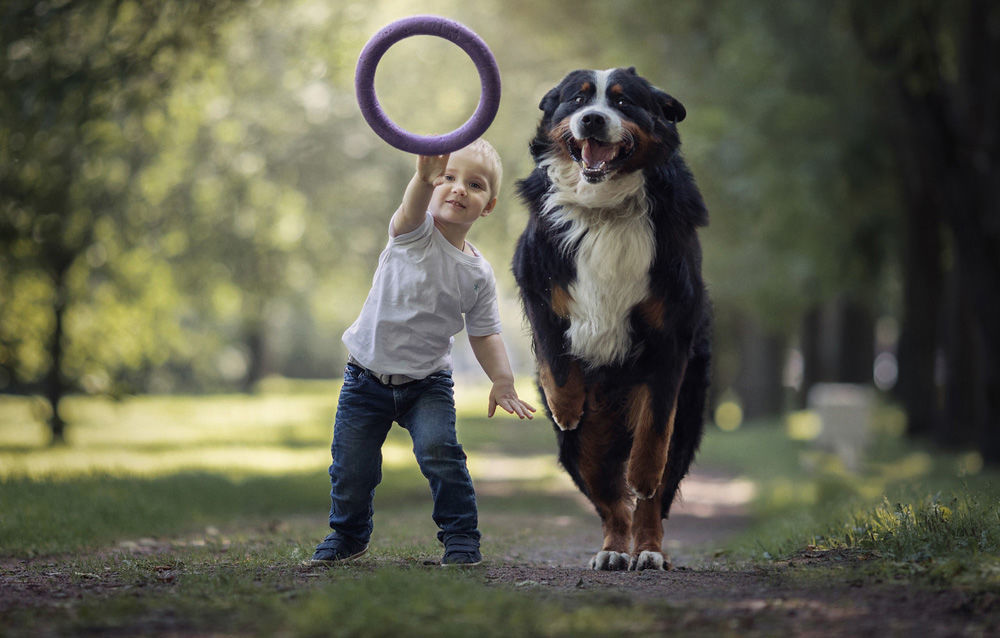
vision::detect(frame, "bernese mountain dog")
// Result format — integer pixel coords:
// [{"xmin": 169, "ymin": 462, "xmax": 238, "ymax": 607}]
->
[{"xmin": 513, "ymin": 67, "xmax": 711, "ymax": 571}]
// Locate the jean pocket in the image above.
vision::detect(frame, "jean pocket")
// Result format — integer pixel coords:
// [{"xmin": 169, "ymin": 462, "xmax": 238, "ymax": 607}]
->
[
  {"xmin": 344, "ymin": 363, "xmax": 364, "ymax": 382},
  {"xmin": 426, "ymin": 370, "xmax": 454, "ymax": 388}
]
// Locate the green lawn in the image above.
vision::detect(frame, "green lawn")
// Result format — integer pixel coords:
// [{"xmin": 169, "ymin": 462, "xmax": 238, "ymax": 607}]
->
[{"xmin": 696, "ymin": 405, "xmax": 1000, "ymax": 587}]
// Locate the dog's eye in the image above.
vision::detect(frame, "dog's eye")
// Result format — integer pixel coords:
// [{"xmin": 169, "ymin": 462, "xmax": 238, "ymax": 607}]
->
[
  {"xmin": 614, "ymin": 97, "xmax": 629, "ymax": 108},
  {"xmin": 572, "ymin": 95, "xmax": 585, "ymax": 104}
]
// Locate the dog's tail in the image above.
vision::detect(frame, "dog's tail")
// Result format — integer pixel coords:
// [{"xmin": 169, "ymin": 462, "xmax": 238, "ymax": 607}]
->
[{"xmin": 661, "ymin": 321, "xmax": 711, "ymax": 519}]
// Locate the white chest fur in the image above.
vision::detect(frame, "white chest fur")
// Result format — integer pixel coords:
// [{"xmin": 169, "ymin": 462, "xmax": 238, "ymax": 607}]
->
[
  {"xmin": 540, "ymin": 160, "xmax": 656, "ymax": 367},
  {"xmin": 566, "ymin": 207, "xmax": 654, "ymax": 366}
]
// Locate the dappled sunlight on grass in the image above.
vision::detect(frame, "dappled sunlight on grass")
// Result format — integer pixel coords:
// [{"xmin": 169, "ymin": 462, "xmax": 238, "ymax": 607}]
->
[
  {"xmin": 0, "ymin": 379, "xmax": 554, "ymax": 482},
  {"xmin": 0, "ymin": 380, "xmax": 568, "ymax": 557},
  {"xmin": 1, "ymin": 391, "xmax": 339, "ymax": 479},
  {"xmin": 0, "ymin": 444, "xmax": 330, "ymax": 479},
  {"xmin": 468, "ymin": 453, "xmax": 564, "ymax": 482}
]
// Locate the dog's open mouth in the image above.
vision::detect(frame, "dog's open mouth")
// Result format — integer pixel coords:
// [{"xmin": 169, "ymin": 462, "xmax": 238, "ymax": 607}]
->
[{"xmin": 565, "ymin": 136, "xmax": 635, "ymax": 183}]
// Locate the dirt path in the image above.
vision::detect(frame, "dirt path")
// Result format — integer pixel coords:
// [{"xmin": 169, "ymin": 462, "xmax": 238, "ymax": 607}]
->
[
  {"xmin": 3, "ymin": 467, "xmax": 997, "ymax": 637},
  {"xmin": 477, "ymin": 467, "xmax": 996, "ymax": 637},
  {"xmin": 475, "ymin": 467, "xmax": 754, "ymax": 568}
]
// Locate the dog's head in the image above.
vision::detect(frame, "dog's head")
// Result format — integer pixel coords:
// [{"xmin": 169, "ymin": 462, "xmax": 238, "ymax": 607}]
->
[{"xmin": 531, "ymin": 67, "xmax": 685, "ymax": 184}]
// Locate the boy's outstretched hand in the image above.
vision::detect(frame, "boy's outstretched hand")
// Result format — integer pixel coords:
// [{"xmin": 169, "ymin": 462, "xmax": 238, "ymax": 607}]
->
[
  {"xmin": 488, "ymin": 380, "xmax": 536, "ymax": 420},
  {"xmin": 417, "ymin": 153, "xmax": 450, "ymax": 186}
]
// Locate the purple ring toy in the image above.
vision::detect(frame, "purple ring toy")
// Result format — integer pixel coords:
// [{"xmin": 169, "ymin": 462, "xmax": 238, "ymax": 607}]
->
[{"xmin": 354, "ymin": 15, "xmax": 501, "ymax": 155}]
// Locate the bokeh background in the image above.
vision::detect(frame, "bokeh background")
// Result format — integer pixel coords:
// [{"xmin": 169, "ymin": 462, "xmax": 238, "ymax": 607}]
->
[{"xmin": 2, "ymin": 0, "xmax": 997, "ymax": 464}]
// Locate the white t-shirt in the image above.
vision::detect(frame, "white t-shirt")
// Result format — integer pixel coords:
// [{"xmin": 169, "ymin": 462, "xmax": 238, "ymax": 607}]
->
[{"xmin": 342, "ymin": 213, "xmax": 503, "ymax": 378}]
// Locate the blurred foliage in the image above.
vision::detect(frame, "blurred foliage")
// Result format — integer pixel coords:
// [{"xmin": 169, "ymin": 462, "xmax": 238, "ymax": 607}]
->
[{"xmin": 2, "ymin": 1, "xmax": 904, "ymax": 421}]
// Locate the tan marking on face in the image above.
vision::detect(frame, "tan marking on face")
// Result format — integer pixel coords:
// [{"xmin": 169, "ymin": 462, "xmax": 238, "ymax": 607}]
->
[
  {"xmin": 609, "ymin": 84, "xmax": 623, "ymax": 95},
  {"xmin": 581, "ymin": 81, "xmax": 592, "ymax": 93}
]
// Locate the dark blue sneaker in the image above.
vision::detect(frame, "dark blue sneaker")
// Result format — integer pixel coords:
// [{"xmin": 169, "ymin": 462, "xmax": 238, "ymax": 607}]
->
[
  {"xmin": 310, "ymin": 533, "xmax": 368, "ymax": 565},
  {"xmin": 441, "ymin": 536, "xmax": 482, "ymax": 567}
]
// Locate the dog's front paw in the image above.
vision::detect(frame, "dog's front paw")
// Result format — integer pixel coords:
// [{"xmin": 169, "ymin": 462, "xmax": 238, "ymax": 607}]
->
[
  {"xmin": 589, "ymin": 551, "xmax": 631, "ymax": 571},
  {"xmin": 629, "ymin": 551, "xmax": 671, "ymax": 571},
  {"xmin": 625, "ymin": 473, "xmax": 659, "ymax": 501}
]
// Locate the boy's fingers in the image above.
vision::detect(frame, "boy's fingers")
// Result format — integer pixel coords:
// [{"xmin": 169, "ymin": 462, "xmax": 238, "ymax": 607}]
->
[
  {"xmin": 501, "ymin": 399, "xmax": 522, "ymax": 417},
  {"xmin": 508, "ymin": 400, "xmax": 528, "ymax": 420}
]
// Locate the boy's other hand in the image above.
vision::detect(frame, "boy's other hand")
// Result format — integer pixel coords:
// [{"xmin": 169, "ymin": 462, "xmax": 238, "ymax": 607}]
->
[
  {"xmin": 417, "ymin": 154, "xmax": 449, "ymax": 186},
  {"xmin": 488, "ymin": 381, "xmax": 537, "ymax": 420}
]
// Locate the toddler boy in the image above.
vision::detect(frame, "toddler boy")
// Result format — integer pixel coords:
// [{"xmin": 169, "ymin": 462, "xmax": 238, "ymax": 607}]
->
[{"xmin": 311, "ymin": 139, "xmax": 535, "ymax": 567}]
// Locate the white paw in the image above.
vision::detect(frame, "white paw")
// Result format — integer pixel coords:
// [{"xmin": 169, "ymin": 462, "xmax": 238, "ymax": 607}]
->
[
  {"xmin": 589, "ymin": 551, "xmax": 631, "ymax": 571},
  {"xmin": 629, "ymin": 551, "xmax": 670, "ymax": 571}
]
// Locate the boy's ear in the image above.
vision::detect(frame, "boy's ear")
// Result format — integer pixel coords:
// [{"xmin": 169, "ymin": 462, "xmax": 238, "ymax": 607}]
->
[{"xmin": 481, "ymin": 197, "xmax": 497, "ymax": 217}]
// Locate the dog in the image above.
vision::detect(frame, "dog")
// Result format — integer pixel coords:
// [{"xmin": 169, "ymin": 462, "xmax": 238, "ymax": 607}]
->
[{"xmin": 513, "ymin": 67, "xmax": 711, "ymax": 571}]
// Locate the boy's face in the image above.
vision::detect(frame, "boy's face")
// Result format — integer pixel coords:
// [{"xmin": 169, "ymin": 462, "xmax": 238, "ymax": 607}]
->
[{"xmin": 428, "ymin": 148, "xmax": 497, "ymax": 228}]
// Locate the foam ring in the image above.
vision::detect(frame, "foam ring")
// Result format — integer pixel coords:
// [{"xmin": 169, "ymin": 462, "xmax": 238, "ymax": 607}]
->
[{"xmin": 355, "ymin": 15, "xmax": 501, "ymax": 155}]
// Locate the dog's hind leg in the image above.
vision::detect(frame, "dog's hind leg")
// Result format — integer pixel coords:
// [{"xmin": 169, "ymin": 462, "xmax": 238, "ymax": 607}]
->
[
  {"xmin": 572, "ymin": 394, "xmax": 634, "ymax": 570},
  {"xmin": 661, "ymin": 335, "xmax": 710, "ymax": 518}
]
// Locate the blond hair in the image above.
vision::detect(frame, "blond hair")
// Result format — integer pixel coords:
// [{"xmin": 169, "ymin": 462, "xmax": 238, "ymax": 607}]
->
[{"xmin": 462, "ymin": 138, "xmax": 502, "ymax": 198}]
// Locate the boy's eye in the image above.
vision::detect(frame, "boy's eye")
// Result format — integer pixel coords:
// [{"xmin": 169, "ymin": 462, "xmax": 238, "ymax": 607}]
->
[{"xmin": 470, "ymin": 181, "xmax": 484, "ymax": 190}]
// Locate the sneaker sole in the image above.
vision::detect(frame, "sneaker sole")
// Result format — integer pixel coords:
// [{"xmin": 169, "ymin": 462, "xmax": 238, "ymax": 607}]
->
[
  {"xmin": 309, "ymin": 545, "xmax": 369, "ymax": 565},
  {"xmin": 440, "ymin": 559, "xmax": 482, "ymax": 567}
]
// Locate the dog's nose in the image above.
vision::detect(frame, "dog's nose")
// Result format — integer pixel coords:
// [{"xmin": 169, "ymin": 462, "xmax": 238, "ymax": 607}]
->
[{"xmin": 580, "ymin": 112, "xmax": 606, "ymax": 133}]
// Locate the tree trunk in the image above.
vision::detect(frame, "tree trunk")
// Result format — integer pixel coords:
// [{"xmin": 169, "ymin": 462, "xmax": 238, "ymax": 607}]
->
[
  {"xmin": 800, "ymin": 297, "xmax": 875, "ymax": 394},
  {"xmin": 241, "ymin": 318, "xmax": 267, "ymax": 393},
  {"xmin": 836, "ymin": 297, "xmax": 875, "ymax": 385},
  {"xmin": 45, "ymin": 270, "xmax": 68, "ymax": 446},
  {"xmin": 892, "ymin": 149, "xmax": 945, "ymax": 439},
  {"xmin": 732, "ymin": 317, "xmax": 787, "ymax": 421},
  {"xmin": 798, "ymin": 307, "xmax": 821, "ymax": 410},
  {"xmin": 942, "ymin": 256, "xmax": 981, "ymax": 448}
]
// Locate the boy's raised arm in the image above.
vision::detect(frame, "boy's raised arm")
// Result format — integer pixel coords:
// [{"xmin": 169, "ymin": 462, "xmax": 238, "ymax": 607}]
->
[{"xmin": 391, "ymin": 154, "xmax": 449, "ymax": 237}]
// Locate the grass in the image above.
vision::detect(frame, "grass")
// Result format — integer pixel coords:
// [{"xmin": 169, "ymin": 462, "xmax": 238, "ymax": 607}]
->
[
  {"xmin": 289, "ymin": 569, "xmax": 659, "ymax": 638},
  {"xmin": 696, "ymin": 404, "xmax": 1000, "ymax": 587},
  {"xmin": 2, "ymin": 382, "xmax": 999, "ymax": 635}
]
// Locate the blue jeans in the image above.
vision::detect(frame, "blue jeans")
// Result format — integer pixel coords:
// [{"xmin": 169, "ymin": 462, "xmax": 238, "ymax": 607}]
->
[{"xmin": 325, "ymin": 363, "xmax": 480, "ymax": 547}]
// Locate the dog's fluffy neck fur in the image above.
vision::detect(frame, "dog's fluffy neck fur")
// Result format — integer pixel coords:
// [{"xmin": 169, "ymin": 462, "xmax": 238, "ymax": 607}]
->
[
  {"xmin": 539, "ymin": 154, "xmax": 646, "ymax": 215},
  {"xmin": 539, "ymin": 154, "xmax": 656, "ymax": 368}
]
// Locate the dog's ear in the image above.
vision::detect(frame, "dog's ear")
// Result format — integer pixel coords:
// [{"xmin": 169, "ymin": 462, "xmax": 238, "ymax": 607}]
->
[
  {"xmin": 625, "ymin": 66, "xmax": 638, "ymax": 76},
  {"xmin": 654, "ymin": 89, "xmax": 686, "ymax": 123},
  {"xmin": 538, "ymin": 86, "xmax": 561, "ymax": 114}
]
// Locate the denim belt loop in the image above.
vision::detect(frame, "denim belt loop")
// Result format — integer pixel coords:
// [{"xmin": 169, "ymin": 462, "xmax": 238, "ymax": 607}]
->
[{"xmin": 348, "ymin": 355, "xmax": 419, "ymax": 386}]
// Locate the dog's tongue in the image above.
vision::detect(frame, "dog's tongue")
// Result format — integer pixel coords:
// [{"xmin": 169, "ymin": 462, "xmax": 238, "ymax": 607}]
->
[{"xmin": 582, "ymin": 140, "xmax": 616, "ymax": 168}]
